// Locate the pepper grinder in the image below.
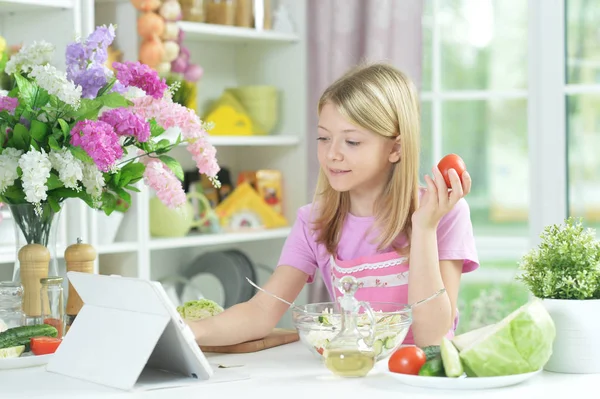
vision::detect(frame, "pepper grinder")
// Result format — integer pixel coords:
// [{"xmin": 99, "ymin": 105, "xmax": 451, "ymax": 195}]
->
[
  {"xmin": 65, "ymin": 238, "xmax": 96, "ymax": 332},
  {"xmin": 18, "ymin": 244, "xmax": 50, "ymax": 325}
]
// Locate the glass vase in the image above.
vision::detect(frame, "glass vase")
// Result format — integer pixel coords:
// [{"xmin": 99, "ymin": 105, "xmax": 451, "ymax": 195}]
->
[{"xmin": 8, "ymin": 202, "xmax": 61, "ymax": 283}]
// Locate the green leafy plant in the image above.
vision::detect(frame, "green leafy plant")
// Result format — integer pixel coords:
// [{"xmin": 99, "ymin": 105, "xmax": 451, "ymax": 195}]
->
[{"xmin": 516, "ymin": 217, "xmax": 600, "ymax": 300}]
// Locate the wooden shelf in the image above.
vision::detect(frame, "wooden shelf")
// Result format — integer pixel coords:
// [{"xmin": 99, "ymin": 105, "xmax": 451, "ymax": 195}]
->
[
  {"xmin": 149, "ymin": 227, "xmax": 291, "ymax": 250},
  {"xmin": 0, "ymin": 0, "xmax": 74, "ymax": 14},
  {"xmin": 178, "ymin": 21, "xmax": 299, "ymax": 44}
]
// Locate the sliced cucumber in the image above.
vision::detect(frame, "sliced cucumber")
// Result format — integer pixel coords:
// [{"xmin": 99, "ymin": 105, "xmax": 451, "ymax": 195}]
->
[
  {"xmin": 384, "ymin": 336, "xmax": 396, "ymax": 349},
  {"xmin": 373, "ymin": 339, "xmax": 383, "ymax": 356},
  {"xmin": 0, "ymin": 345, "xmax": 25, "ymax": 359},
  {"xmin": 441, "ymin": 337, "xmax": 464, "ymax": 377}
]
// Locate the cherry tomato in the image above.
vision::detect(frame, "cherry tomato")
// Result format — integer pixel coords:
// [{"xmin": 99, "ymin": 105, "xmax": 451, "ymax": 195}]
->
[
  {"xmin": 437, "ymin": 154, "xmax": 467, "ymax": 188},
  {"xmin": 30, "ymin": 336, "xmax": 62, "ymax": 356},
  {"xmin": 388, "ymin": 346, "xmax": 427, "ymax": 375}
]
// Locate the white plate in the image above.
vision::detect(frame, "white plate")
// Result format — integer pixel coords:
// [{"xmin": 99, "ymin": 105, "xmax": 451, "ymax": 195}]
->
[
  {"xmin": 380, "ymin": 363, "xmax": 542, "ymax": 390},
  {"xmin": 0, "ymin": 353, "xmax": 53, "ymax": 370}
]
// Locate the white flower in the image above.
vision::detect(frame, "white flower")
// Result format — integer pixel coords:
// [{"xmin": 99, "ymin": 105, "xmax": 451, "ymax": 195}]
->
[
  {"xmin": 0, "ymin": 148, "xmax": 23, "ymax": 194},
  {"xmin": 18, "ymin": 147, "xmax": 52, "ymax": 207},
  {"xmin": 28, "ymin": 64, "xmax": 82, "ymax": 109},
  {"xmin": 49, "ymin": 148, "xmax": 84, "ymax": 190},
  {"xmin": 5, "ymin": 40, "xmax": 55, "ymax": 75},
  {"xmin": 82, "ymin": 164, "xmax": 105, "ymax": 200}
]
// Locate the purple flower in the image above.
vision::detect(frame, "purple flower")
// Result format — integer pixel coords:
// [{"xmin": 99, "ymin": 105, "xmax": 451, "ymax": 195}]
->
[
  {"xmin": 113, "ymin": 61, "xmax": 168, "ymax": 99},
  {"xmin": 70, "ymin": 119, "xmax": 123, "ymax": 172},
  {"xmin": 99, "ymin": 108, "xmax": 151, "ymax": 143},
  {"xmin": 66, "ymin": 25, "xmax": 116, "ymax": 99},
  {"xmin": 0, "ymin": 96, "xmax": 18, "ymax": 114}
]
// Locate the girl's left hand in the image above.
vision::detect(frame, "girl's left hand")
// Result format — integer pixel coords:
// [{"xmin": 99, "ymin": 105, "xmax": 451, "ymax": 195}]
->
[{"xmin": 412, "ymin": 166, "xmax": 471, "ymax": 230}]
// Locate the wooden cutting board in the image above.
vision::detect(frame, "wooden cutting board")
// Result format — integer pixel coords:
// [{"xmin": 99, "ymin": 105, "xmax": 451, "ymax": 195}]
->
[{"xmin": 200, "ymin": 328, "xmax": 299, "ymax": 354}]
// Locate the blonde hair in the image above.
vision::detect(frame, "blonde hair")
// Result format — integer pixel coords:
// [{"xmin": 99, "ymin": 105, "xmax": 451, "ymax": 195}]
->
[{"xmin": 312, "ymin": 62, "xmax": 421, "ymax": 255}]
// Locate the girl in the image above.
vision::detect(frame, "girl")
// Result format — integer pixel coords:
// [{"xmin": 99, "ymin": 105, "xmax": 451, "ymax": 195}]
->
[{"xmin": 188, "ymin": 63, "xmax": 479, "ymax": 348}]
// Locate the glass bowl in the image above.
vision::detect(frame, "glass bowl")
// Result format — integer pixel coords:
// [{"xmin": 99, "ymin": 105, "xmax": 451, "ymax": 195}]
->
[{"xmin": 292, "ymin": 301, "xmax": 412, "ymax": 362}]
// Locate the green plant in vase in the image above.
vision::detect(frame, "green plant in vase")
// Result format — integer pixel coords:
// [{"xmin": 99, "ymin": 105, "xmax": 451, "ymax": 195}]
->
[
  {"xmin": 516, "ymin": 217, "xmax": 600, "ymax": 373},
  {"xmin": 0, "ymin": 25, "xmax": 221, "ymax": 287}
]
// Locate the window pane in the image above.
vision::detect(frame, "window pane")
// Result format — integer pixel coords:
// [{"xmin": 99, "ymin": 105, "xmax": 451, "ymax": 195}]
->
[
  {"xmin": 457, "ymin": 278, "xmax": 529, "ymax": 334},
  {"xmin": 567, "ymin": 94, "xmax": 600, "ymax": 229},
  {"xmin": 439, "ymin": 0, "xmax": 528, "ymax": 91},
  {"xmin": 566, "ymin": 0, "xmax": 600, "ymax": 84},
  {"xmin": 421, "ymin": 0, "xmax": 433, "ymax": 91},
  {"xmin": 442, "ymin": 100, "xmax": 528, "ymax": 236},
  {"xmin": 420, "ymin": 101, "xmax": 433, "ymax": 176}
]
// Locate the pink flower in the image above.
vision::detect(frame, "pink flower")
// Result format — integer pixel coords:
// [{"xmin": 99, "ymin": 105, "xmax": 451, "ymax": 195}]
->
[
  {"xmin": 0, "ymin": 96, "xmax": 18, "ymax": 114},
  {"xmin": 131, "ymin": 95, "xmax": 220, "ymax": 178},
  {"xmin": 99, "ymin": 108, "xmax": 151, "ymax": 142},
  {"xmin": 70, "ymin": 120, "xmax": 123, "ymax": 172},
  {"xmin": 113, "ymin": 61, "xmax": 168, "ymax": 99},
  {"xmin": 140, "ymin": 156, "xmax": 186, "ymax": 208},
  {"xmin": 187, "ymin": 138, "xmax": 220, "ymax": 177}
]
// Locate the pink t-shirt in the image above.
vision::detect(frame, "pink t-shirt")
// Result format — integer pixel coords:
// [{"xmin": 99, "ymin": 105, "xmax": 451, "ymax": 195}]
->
[{"xmin": 277, "ymin": 196, "xmax": 479, "ymax": 340}]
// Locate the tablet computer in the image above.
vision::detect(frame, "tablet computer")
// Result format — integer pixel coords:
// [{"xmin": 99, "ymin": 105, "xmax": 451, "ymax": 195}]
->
[{"xmin": 46, "ymin": 272, "xmax": 214, "ymax": 391}]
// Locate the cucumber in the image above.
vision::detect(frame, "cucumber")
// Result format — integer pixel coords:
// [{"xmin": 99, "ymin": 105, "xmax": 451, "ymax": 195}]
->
[
  {"xmin": 384, "ymin": 336, "xmax": 396, "ymax": 349},
  {"xmin": 0, "ymin": 324, "xmax": 58, "ymax": 349},
  {"xmin": 373, "ymin": 339, "xmax": 383, "ymax": 356},
  {"xmin": 418, "ymin": 355, "xmax": 445, "ymax": 377},
  {"xmin": 421, "ymin": 345, "xmax": 441, "ymax": 361},
  {"xmin": 440, "ymin": 337, "xmax": 464, "ymax": 377}
]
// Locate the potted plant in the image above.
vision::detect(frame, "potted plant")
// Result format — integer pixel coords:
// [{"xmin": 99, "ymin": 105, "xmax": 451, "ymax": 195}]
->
[{"xmin": 516, "ymin": 217, "xmax": 600, "ymax": 374}]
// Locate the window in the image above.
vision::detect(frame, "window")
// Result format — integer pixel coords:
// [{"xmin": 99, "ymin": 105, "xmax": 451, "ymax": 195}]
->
[
  {"xmin": 566, "ymin": 0, "xmax": 600, "ymax": 230},
  {"xmin": 422, "ymin": 0, "xmax": 531, "ymax": 328}
]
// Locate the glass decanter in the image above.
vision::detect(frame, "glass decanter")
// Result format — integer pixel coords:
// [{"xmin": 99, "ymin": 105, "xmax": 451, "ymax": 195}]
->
[{"xmin": 324, "ymin": 276, "xmax": 376, "ymax": 378}]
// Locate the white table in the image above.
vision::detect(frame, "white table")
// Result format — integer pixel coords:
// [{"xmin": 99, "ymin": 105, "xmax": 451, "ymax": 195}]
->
[{"xmin": 0, "ymin": 342, "xmax": 595, "ymax": 399}]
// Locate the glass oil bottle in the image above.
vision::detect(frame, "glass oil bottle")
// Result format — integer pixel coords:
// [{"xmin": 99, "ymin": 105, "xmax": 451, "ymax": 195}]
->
[{"xmin": 324, "ymin": 276, "xmax": 377, "ymax": 378}]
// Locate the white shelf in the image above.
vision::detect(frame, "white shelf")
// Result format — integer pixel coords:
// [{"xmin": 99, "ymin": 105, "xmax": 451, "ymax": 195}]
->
[
  {"xmin": 178, "ymin": 21, "xmax": 299, "ymax": 44},
  {"xmin": 149, "ymin": 227, "xmax": 291, "ymax": 250},
  {"xmin": 207, "ymin": 135, "xmax": 300, "ymax": 147},
  {"xmin": 96, "ymin": 242, "xmax": 139, "ymax": 255},
  {"xmin": 0, "ymin": 0, "xmax": 74, "ymax": 14}
]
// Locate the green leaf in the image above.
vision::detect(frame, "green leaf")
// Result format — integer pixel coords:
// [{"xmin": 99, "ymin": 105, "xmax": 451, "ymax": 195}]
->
[
  {"xmin": 69, "ymin": 146, "xmax": 94, "ymax": 164},
  {"xmin": 46, "ymin": 173, "xmax": 63, "ymax": 190},
  {"xmin": 159, "ymin": 155, "xmax": 184, "ymax": 181},
  {"xmin": 125, "ymin": 185, "xmax": 141, "ymax": 193},
  {"xmin": 58, "ymin": 119, "xmax": 70, "ymax": 136},
  {"xmin": 119, "ymin": 161, "xmax": 145, "ymax": 187},
  {"xmin": 47, "ymin": 196, "xmax": 61, "ymax": 213},
  {"xmin": 72, "ymin": 98, "xmax": 103, "ymax": 120},
  {"xmin": 48, "ymin": 187, "xmax": 95, "ymax": 208},
  {"xmin": 115, "ymin": 187, "xmax": 131, "ymax": 204},
  {"xmin": 29, "ymin": 120, "xmax": 48, "ymax": 142},
  {"xmin": 2, "ymin": 184, "xmax": 26, "ymax": 202},
  {"xmin": 30, "ymin": 139, "xmax": 40, "ymax": 151},
  {"xmin": 48, "ymin": 136, "xmax": 61, "ymax": 151},
  {"xmin": 33, "ymin": 88, "xmax": 50, "ymax": 109},
  {"xmin": 12, "ymin": 123, "xmax": 30, "ymax": 150},
  {"xmin": 97, "ymin": 92, "xmax": 132, "ymax": 108},
  {"xmin": 101, "ymin": 191, "xmax": 117, "ymax": 215},
  {"xmin": 14, "ymin": 73, "xmax": 36, "ymax": 107},
  {"xmin": 150, "ymin": 119, "xmax": 166, "ymax": 137}
]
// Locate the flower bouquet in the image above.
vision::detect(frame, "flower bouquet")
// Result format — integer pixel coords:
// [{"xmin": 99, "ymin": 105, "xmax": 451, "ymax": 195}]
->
[{"xmin": 0, "ymin": 24, "xmax": 220, "ymax": 281}]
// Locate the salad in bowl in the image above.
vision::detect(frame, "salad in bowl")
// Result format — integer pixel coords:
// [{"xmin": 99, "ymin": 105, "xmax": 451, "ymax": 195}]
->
[{"xmin": 292, "ymin": 301, "xmax": 412, "ymax": 362}]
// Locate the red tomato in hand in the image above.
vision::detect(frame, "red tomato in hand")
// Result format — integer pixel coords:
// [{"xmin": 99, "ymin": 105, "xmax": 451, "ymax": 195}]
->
[
  {"xmin": 388, "ymin": 346, "xmax": 427, "ymax": 375},
  {"xmin": 437, "ymin": 154, "xmax": 467, "ymax": 188},
  {"xmin": 30, "ymin": 336, "xmax": 62, "ymax": 355}
]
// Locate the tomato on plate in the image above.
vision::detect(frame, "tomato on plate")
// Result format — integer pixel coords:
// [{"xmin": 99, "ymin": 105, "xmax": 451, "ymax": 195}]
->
[
  {"xmin": 388, "ymin": 346, "xmax": 427, "ymax": 375},
  {"xmin": 30, "ymin": 336, "xmax": 62, "ymax": 356},
  {"xmin": 437, "ymin": 154, "xmax": 467, "ymax": 188}
]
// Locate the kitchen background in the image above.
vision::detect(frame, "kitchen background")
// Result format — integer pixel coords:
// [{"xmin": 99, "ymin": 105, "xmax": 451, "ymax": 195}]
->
[{"xmin": 0, "ymin": 0, "xmax": 597, "ymax": 333}]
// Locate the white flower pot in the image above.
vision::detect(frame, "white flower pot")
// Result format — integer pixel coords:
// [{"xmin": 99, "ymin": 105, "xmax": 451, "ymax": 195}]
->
[{"xmin": 542, "ymin": 298, "xmax": 600, "ymax": 374}]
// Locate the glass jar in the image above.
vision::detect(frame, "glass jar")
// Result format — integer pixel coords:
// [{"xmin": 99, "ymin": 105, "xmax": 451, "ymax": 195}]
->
[
  {"xmin": 206, "ymin": 0, "xmax": 236, "ymax": 25},
  {"xmin": 0, "ymin": 281, "xmax": 25, "ymax": 329},
  {"xmin": 180, "ymin": 0, "xmax": 206, "ymax": 22},
  {"xmin": 40, "ymin": 276, "xmax": 64, "ymax": 338}
]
